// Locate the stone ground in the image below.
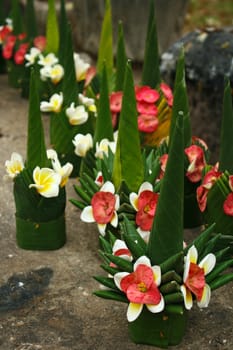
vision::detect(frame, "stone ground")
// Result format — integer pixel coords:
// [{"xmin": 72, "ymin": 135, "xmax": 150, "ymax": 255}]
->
[{"xmin": 0, "ymin": 74, "xmax": 233, "ymax": 350}]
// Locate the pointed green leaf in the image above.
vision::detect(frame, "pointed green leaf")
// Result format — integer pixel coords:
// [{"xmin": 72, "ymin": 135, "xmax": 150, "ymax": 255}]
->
[
  {"xmin": 58, "ymin": 0, "xmax": 68, "ymax": 64},
  {"xmin": 112, "ymin": 62, "xmax": 144, "ymax": 192},
  {"xmin": 26, "ymin": 69, "xmax": 48, "ymax": 171},
  {"xmin": 219, "ymin": 78, "xmax": 233, "ymax": 173},
  {"xmin": 94, "ymin": 64, "xmax": 114, "ymax": 143},
  {"xmin": 209, "ymin": 273, "xmax": 233, "ymax": 291},
  {"xmin": 97, "ymin": 0, "xmax": 113, "ymax": 77},
  {"xmin": 93, "ymin": 290, "xmax": 128, "ymax": 303},
  {"xmin": 45, "ymin": 0, "xmax": 59, "ymax": 54},
  {"xmin": 11, "ymin": 0, "xmax": 24, "ymax": 34},
  {"xmin": 61, "ymin": 23, "xmax": 77, "ymax": 105},
  {"xmin": 115, "ymin": 21, "xmax": 127, "ymax": 91},
  {"xmin": 148, "ymin": 115, "xmax": 184, "ymax": 265},
  {"xmin": 169, "ymin": 48, "xmax": 191, "ymax": 147},
  {"xmin": 141, "ymin": 0, "xmax": 160, "ymax": 87},
  {"xmin": 25, "ymin": 0, "xmax": 38, "ymax": 39}
]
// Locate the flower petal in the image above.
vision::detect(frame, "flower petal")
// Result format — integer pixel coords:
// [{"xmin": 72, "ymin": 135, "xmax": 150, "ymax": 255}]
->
[
  {"xmin": 151, "ymin": 265, "xmax": 161, "ymax": 286},
  {"xmin": 138, "ymin": 182, "xmax": 153, "ymax": 194},
  {"xmin": 97, "ymin": 223, "xmax": 107, "ymax": 236},
  {"xmin": 181, "ymin": 285, "xmax": 193, "ymax": 310},
  {"xmin": 134, "ymin": 256, "xmax": 151, "ymax": 271},
  {"xmin": 110, "ymin": 211, "xmax": 118, "ymax": 228},
  {"xmin": 146, "ymin": 294, "xmax": 165, "ymax": 313},
  {"xmin": 114, "ymin": 272, "xmax": 130, "ymax": 291},
  {"xmin": 80, "ymin": 206, "xmax": 95, "ymax": 223},
  {"xmin": 199, "ymin": 253, "xmax": 216, "ymax": 275},
  {"xmin": 101, "ymin": 181, "xmax": 115, "ymax": 193},
  {"xmin": 127, "ymin": 303, "xmax": 143, "ymax": 322},
  {"xmin": 197, "ymin": 284, "xmax": 211, "ymax": 308},
  {"xmin": 129, "ymin": 192, "xmax": 138, "ymax": 211}
]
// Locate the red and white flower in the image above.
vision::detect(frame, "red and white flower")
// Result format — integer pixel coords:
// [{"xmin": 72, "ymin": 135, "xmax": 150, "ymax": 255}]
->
[
  {"xmin": 181, "ymin": 245, "xmax": 216, "ymax": 310},
  {"xmin": 114, "ymin": 256, "xmax": 164, "ymax": 322},
  {"xmin": 129, "ymin": 182, "xmax": 159, "ymax": 236},
  {"xmin": 223, "ymin": 175, "xmax": 233, "ymax": 216},
  {"xmin": 185, "ymin": 145, "xmax": 206, "ymax": 183},
  {"xmin": 112, "ymin": 239, "xmax": 133, "ymax": 262},
  {"xmin": 80, "ymin": 181, "xmax": 119, "ymax": 235}
]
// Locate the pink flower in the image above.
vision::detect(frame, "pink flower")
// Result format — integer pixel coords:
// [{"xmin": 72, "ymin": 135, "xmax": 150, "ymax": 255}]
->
[
  {"xmin": 129, "ymin": 182, "xmax": 159, "ymax": 232},
  {"xmin": 196, "ymin": 165, "xmax": 222, "ymax": 212},
  {"xmin": 135, "ymin": 86, "xmax": 160, "ymax": 104},
  {"xmin": 80, "ymin": 181, "xmax": 119, "ymax": 235},
  {"xmin": 137, "ymin": 101, "xmax": 158, "ymax": 116},
  {"xmin": 84, "ymin": 66, "xmax": 96, "ymax": 87},
  {"xmin": 109, "ymin": 91, "xmax": 123, "ymax": 113},
  {"xmin": 112, "ymin": 239, "xmax": 132, "ymax": 261},
  {"xmin": 223, "ymin": 192, "xmax": 233, "ymax": 216},
  {"xmin": 185, "ymin": 145, "xmax": 206, "ymax": 183},
  {"xmin": 137, "ymin": 114, "xmax": 159, "ymax": 133},
  {"xmin": 158, "ymin": 153, "xmax": 169, "ymax": 179},
  {"xmin": 33, "ymin": 35, "xmax": 46, "ymax": 51},
  {"xmin": 192, "ymin": 136, "xmax": 208, "ymax": 151},
  {"xmin": 14, "ymin": 43, "xmax": 29, "ymax": 65},
  {"xmin": 160, "ymin": 82, "xmax": 173, "ymax": 107},
  {"xmin": 181, "ymin": 245, "xmax": 216, "ymax": 310},
  {"xmin": 114, "ymin": 256, "xmax": 164, "ymax": 322},
  {"xmin": 0, "ymin": 25, "xmax": 12, "ymax": 43}
]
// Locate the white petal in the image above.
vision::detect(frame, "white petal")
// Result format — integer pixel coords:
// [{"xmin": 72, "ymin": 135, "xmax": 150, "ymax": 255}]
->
[
  {"xmin": 80, "ymin": 206, "xmax": 94, "ymax": 223},
  {"xmin": 184, "ymin": 245, "xmax": 198, "ymax": 281},
  {"xmin": 134, "ymin": 256, "xmax": 151, "ymax": 271},
  {"xmin": 197, "ymin": 284, "xmax": 211, "ymax": 308},
  {"xmin": 115, "ymin": 194, "xmax": 120, "ymax": 210},
  {"xmin": 139, "ymin": 181, "xmax": 153, "ymax": 194},
  {"xmin": 146, "ymin": 295, "xmax": 165, "ymax": 313},
  {"xmin": 180, "ymin": 285, "xmax": 193, "ymax": 310},
  {"xmin": 137, "ymin": 228, "xmax": 150, "ymax": 243},
  {"xmin": 113, "ymin": 272, "xmax": 129, "ymax": 291},
  {"xmin": 110, "ymin": 212, "xmax": 118, "ymax": 228},
  {"xmin": 112, "ymin": 239, "xmax": 128, "ymax": 253},
  {"xmin": 151, "ymin": 265, "xmax": 161, "ymax": 286},
  {"xmin": 97, "ymin": 223, "xmax": 107, "ymax": 236},
  {"xmin": 129, "ymin": 192, "xmax": 138, "ymax": 211},
  {"xmin": 127, "ymin": 303, "xmax": 143, "ymax": 322},
  {"xmin": 101, "ymin": 181, "xmax": 115, "ymax": 193},
  {"xmin": 199, "ymin": 253, "xmax": 216, "ymax": 275}
]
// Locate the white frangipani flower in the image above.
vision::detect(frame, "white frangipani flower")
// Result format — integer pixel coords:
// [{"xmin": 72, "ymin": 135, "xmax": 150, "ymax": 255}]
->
[
  {"xmin": 40, "ymin": 64, "xmax": 64, "ymax": 84},
  {"xmin": 38, "ymin": 53, "xmax": 58, "ymax": 67},
  {"xmin": 5, "ymin": 152, "xmax": 24, "ymax": 179},
  {"xmin": 73, "ymin": 53, "xmax": 90, "ymax": 82},
  {"xmin": 40, "ymin": 93, "xmax": 63, "ymax": 113},
  {"xmin": 47, "ymin": 149, "xmax": 73, "ymax": 187},
  {"xmin": 25, "ymin": 47, "xmax": 41, "ymax": 67},
  {"xmin": 95, "ymin": 138, "xmax": 116, "ymax": 159},
  {"xmin": 29, "ymin": 166, "xmax": 61, "ymax": 198},
  {"xmin": 66, "ymin": 103, "xmax": 88, "ymax": 125},
  {"xmin": 78, "ymin": 93, "xmax": 97, "ymax": 114},
  {"xmin": 72, "ymin": 133, "xmax": 93, "ymax": 157}
]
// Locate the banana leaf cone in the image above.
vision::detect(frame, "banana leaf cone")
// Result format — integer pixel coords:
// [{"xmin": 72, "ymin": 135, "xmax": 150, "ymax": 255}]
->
[
  {"xmin": 170, "ymin": 48, "xmax": 203, "ymax": 228},
  {"xmin": 14, "ymin": 70, "xmax": 66, "ymax": 250},
  {"xmin": 129, "ymin": 105, "xmax": 187, "ymax": 347}
]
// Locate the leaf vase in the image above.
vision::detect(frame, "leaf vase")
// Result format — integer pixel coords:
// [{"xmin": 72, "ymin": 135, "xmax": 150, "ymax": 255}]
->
[{"xmin": 128, "ymin": 307, "xmax": 187, "ymax": 348}]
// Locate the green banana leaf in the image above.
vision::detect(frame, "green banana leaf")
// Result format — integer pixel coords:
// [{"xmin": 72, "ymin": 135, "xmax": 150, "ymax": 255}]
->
[
  {"xmin": 94, "ymin": 63, "xmax": 114, "ymax": 143},
  {"xmin": 112, "ymin": 62, "xmax": 144, "ymax": 192},
  {"xmin": 169, "ymin": 48, "xmax": 191, "ymax": 148},
  {"xmin": 141, "ymin": 0, "xmax": 160, "ymax": 87},
  {"xmin": 61, "ymin": 22, "xmax": 77, "ymax": 105},
  {"xmin": 115, "ymin": 22, "xmax": 127, "ymax": 91},
  {"xmin": 96, "ymin": 0, "xmax": 113, "ymax": 78},
  {"xmin": 219, "ymin": 78, "xmax": 233, "ymax": 173},
  {"xmin": 58, "ymin": 0, "xmax": 68, "ymax": 65},
  {"xmin": 11, "ymin": 0, "xmax": 24, "ymax": 34},
  {"xmin": 45, "ymin": 0, "xmax": 59, "ymax": 54},
  {"xmin": 26, "ymin": 69, "xmax": 48, "ymax": 171},
  {"xmin": 25, "ymin": 0, "xmax": 38, "ymax": 39},
  {"xmin": 148, "ymin": 114, "xmax": 184, "ymax": 265}
]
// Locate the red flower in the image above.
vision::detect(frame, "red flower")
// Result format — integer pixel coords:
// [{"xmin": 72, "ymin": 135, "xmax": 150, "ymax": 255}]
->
[
  {"xmin": 136, "ymin": 190, "xmax": 159, "ymax": 231},
  {"xmin": 135, "ymin": 86, "xmax": 160, "ymax": 104},
  {"xmin": 33, "ymin": 35, "xmax": 46, "ymax": 51},
  {"xmin": 91, "ymin": 191, "xmax": 116, "ymax": 224},
  {"xmin": 0, "ymin": 25, "xmax": 12, "ymax": 43},
  {"xmin": 159, "ymin": 153, "xmax": 168, "ymax": 179},
  {"xmin": 223, "ymin": 192, "xmax": 233, "ymax": 216},
  {"xmin": 84, "ymin": 66, "xmax": 96, "ymax": 87},
  {"xmin": 17, "ymin": 32, "xmax": 26, "ymax": 41},
  {"xmin": 109, "ymin": 91, "xmax": 123, "ymax": 113},
  {"xmin": 196, "ymin": 166, "xmax": 222, "ymax": 212},
  {"xmin": 138, "ymin": 114, "xmax": 159, "ymax": 133},
  {"xmin": 185, "ymin": 145, "xmax": 206, "ymax": 183},
  {"xmin": 14, "ymin": 43, "xmax": 29, "ymax": 65},
  {"xmin": 184, "ymin": 262, "xmax": 205, "ymax": 301},
  {"xmin": 137, "ymin": 101, "xmax": 158, "ymax": 116},
  {"xmin": 160, "ymin": 82, "xmax": 173, "ymax": 107}
]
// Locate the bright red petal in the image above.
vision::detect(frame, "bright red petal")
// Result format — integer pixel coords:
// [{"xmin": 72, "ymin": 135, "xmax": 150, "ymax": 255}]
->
[
  {"xmin": 223, "ymin": 193, "xmax": 233, "ymax": 216},
  {"xmin": 185, "ymin": 262, "xmax": 205, "ymax": 301},
  {"xmin": 91, "ymin": 191, "xmax": 116, "ymax": 224}
]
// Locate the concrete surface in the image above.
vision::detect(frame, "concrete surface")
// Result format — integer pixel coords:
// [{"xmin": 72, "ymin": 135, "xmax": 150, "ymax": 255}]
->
[{"xmin": 0, "ymin": 74, "xmax": 233, "ymax": 350}]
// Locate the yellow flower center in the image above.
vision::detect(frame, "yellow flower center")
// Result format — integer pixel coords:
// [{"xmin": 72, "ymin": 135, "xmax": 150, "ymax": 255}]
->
[{"xmin": 137, "ymin": 282, "xmax": 147, "ymax": 293}]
